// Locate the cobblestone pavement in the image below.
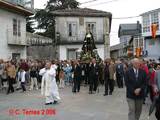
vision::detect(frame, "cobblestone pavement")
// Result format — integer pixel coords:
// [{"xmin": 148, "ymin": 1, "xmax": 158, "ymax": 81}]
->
[{"xmin": 0, "ymin": 85, "xmax": 156, "ymax": 120}]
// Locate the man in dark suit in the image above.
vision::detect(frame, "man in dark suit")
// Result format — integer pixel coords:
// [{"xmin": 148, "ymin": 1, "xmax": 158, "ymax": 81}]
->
[
  {"xmin": 104, "ymin": 59, "xmax": 110, "ymax": 96},
  {"xmin": 116, "ymin": 60, "xmax": 124, "ymax": 88},
  {"xmin": 125, "ymin": 58, "xmax": 147, "ymax": 120},
  {"xmin": 89, "ymin": 58, "xmax": 99, "ymax": 94},
  {"xmin": 72, "ymin": 60, "xmax": 82, "ymax": 93}
]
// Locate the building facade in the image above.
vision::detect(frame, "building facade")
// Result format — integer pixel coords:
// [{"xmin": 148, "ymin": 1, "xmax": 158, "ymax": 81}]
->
[
  {"xmin": 53, "ymin": 8, "xmax": 112, "ymax": 60},
  {"xmin": 0, "ymin": 0, "xmax": 33, "ymax": 60},
  {"xmin": 141, "ymin": 8, "xmax": 160, "ymax": 60},
  {"xmin": 26, "ymin": 32, "xmax": 54, "ymax": 60},
  {"xmin": 110, "ymin": 44, "xmax": 122, "ymax": 59},
  {"xmin": 117, "ymin": 22, "xmax": 142, "ymax": 58}
]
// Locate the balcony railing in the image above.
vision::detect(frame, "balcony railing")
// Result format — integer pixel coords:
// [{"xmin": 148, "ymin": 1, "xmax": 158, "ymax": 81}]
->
[
  {"xmin": 26, "ymin": 32, "xmax": 53, "ymax": 46},
  {"xmin": 7, "ymin": 30, "xmax": 26, "ymax": 45},
  {"xmin": 58, "ymin": 33, "xmax": 104, "ymax": 44}
]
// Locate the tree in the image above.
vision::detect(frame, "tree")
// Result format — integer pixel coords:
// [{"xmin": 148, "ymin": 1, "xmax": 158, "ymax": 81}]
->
[
  {"xmin": 26, "ymin": 16, "xmax": 35, "ymax": 33},
  {"xmin": 34, "ymin": 0, "xmax": 79, "ymax": 38}
]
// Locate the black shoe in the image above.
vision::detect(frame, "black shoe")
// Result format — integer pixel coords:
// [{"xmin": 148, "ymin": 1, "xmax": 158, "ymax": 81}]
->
[
  {"xmin": 109, "ymin": 92, "xmax": 112, "ymax": 95},
  {"xmin": 45, "ymin": 102, "xmax": 52, "ymax": 105},
  {"xmin": 103, "ymin": 93, "xmax": 108, "ymax": 96},
  {"xmin": 53, "ymin": 101, "xmax": 58, "ymax": 104},
  {"xmin": 89, "ymin": 91, "xmax": 92, "ymax": 94},
  {"xmin": 72, "ymin": 91, "xmax": 76, "ymax": 93}
]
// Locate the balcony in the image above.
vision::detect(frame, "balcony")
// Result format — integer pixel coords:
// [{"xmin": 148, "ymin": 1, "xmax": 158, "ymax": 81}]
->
[
  {"xmin": 58, "ymin": 33, "xmax": 104, "ymax": 45},
  {"xmin": 7, "ymin": 30, "xmax": 27, "ymax": 46},
  {"xmin": 26, "ymin": 32, "xmax": 53, "ymax": 46}
]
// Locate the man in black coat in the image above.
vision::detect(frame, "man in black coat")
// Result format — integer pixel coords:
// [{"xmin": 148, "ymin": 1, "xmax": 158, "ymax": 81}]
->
[
  {"xmin": 72, "ymin": 60, "xmax": 82, "ymax": 93},
  {"xmin": 125, "ymin": 58, "xmax": 147, "ymax": 120},
  {"xmin": 89, "ymin": 58, "xmax": 99, "ymax": 94},
  {"xmin": 104, "ymin": 59, "xmax": 110, "ymax": 96},
  {"xmin": 116, "ymin": 60, "xmax": 124, "ymax": 88}
]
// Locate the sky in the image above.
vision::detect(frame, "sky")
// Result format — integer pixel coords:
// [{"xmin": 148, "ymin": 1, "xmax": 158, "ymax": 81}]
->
[{"xmin": 34, "ymin": 0, "xmax": 160, "ymax": 46}]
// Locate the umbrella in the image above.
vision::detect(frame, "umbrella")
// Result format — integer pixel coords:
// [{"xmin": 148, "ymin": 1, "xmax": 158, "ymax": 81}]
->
[{"xmin": 148, "ymin": 95, "xmax": 159, "ymax": 118}]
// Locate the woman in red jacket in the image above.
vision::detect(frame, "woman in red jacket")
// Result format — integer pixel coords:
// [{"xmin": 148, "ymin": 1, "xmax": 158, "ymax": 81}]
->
[{"xmin": 148, "ymin": 63, "xmax": 157, "ymax": 102}]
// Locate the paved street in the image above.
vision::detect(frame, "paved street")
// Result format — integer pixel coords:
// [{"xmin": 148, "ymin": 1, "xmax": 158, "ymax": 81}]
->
[{"xmin": 0, "ymin": 85, "xmax": 156, "ymax": 120}]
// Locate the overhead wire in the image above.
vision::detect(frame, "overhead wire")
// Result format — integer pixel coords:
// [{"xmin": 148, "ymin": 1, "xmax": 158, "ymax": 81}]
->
[{"xmin": 80, "ymin": 0, "xmax": 119, "ymax": 7}]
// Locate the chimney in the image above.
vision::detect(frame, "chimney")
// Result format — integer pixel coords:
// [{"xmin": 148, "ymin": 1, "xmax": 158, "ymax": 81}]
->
[{"xmin": 137, "ymin": 21, "xmax": 141, "ymax": 33}]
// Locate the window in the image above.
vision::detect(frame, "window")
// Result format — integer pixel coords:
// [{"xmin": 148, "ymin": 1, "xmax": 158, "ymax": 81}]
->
[
  {"xmin": 86, "ymin": 22, "xmax": 96, "ymax": 40},
  {"xmin": 139, "ymin": 37, "xmax": 144, "ymax": 47},
  {"xmin": 13, "ymin": 19, "xmax": 17, "ymax": 35},
  {"xmin": 151, "ymin": 12, "xmax": 159, "ymax": 30},
  {"xmin": 67, "ymin": 49, "xmax": 77, "ymax": 60},
  {"xmin": 12, "ymin": 53, "xmax": 20, "ymax": 61},
  {"xmin": 134, "ymin": 38, "xmax": 138, "ymax": 48},
  {"xmin": 68, "ymin": 22, "xmax": 77, "ymax": 37},
  {"xmin": 18, "ymin": 20, "xmax": 21, "ymax": 36},
  {"xmin": 86, "ymin": 22, "xmax": 96, "ymax": 35},
  {"xmin": 142, "ymin": 15, "xmax": 150, "ymax": 32},
  {"xmin": 13, "ymin": 19, "xmax": 21, "ymax": 36}
]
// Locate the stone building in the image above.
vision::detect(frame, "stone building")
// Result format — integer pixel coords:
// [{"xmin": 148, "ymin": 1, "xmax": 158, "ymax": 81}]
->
[
  {"xmin": 0, "ymin": 0, "xmax": 33, "ymax": 60},
  {"xmin": 141, "ymin": 8, "xmax": 160, "ymax": 60},
  {"xmin": 52, "ymin": 8, "xmax": 112, "ymax": 60}
]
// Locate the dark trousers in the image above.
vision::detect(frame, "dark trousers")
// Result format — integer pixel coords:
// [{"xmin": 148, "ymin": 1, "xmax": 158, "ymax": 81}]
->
[
  {"xmin": 105, "ymin": 79, "xmax": 114, "ymax": 94},
  {"xmin": 89, "ymin": 76, "xmax": 98, "ymax": 92},
  {"xmin": 81, "ymin": 75, "xmax": 85, "ymax": 84},
  {"xmin": 155, "ymin": 97, "xmax": 160, "ymax": 120},
  {"xmin": 85, "ymin": 74, "xmax": 89, "ymax": 84},
  {"xmin": 149, "ymin": 86, "xmax": 154, "ymax": 102},
  {"xmin": 21, "ymin": 82, "xmax": 26, "ymax": 91},
  {"xmin": 116, "ymin": 74, "xmax": 123, "ymax": 88},
  {"xmin": 7, "ymin": 77, "xmax": 14, "ymax": 94},
  {"xmin": 73, "ymin": 78, "xmax": 81, "ymax": 92},
  {"xmin": 99, "ymin": 74, "xmax": 104, "ymax": 85}
]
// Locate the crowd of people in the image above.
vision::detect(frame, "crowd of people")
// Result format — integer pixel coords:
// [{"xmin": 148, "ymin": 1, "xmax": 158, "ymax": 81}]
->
[{"xmin": 0, "ymin": 58, "xmax": 160, "ymax": 120}]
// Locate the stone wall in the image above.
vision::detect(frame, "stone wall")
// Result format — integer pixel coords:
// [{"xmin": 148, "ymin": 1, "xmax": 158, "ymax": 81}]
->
[{"xmin": 27, "ymin": 45, "xmax": 56, "ymax": 60}]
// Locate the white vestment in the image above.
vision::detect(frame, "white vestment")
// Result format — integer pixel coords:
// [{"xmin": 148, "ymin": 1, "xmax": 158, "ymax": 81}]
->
[{"xmin": 39, "ymin": 67, "xmax": 60, "ymax": 103}]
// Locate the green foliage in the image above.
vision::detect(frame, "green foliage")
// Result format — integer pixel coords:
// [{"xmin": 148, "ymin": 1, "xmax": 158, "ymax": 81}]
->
[
  {"xmin": 46, "ymin": 0, "xmax": 79, "ymax": 11},
  {"xmin": 26, "ymin": 16, "xmax": 35, "ymax": 33}
]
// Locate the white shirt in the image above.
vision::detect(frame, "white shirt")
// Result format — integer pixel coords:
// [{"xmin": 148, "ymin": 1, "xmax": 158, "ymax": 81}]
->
[
  {"xmin": 20, "ymin": 71, "xmax": 26, "ymax": 82},
  {"xmin": 133, "ymin": 68, "xmax": 138, "ymax": 78}
]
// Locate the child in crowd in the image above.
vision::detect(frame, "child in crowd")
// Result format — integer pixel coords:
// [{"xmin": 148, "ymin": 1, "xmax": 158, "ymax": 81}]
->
[
  {"xmin": 20, "ymin": 68, "xmax": 26, "ymax": 92},
  {"xmin": 59, "ymin": 69, "xmax": 65, "ymax": 89}
]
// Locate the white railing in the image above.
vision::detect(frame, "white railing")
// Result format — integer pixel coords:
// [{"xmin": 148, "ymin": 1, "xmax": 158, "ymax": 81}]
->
[
  {"xmin": 59, "ymin": 33, "xmax": 104, "ymax": 42},
  {"xmin": 7, "ymin": 30, "xmax": 26, "ymax": 45},
  {"xmin": 26, "ymin": 32, "xmax": 53, "ymax": 45}
]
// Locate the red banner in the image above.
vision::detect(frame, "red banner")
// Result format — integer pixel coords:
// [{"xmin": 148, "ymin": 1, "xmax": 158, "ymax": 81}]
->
[
  {"xmin": 151, "ymin": 23, "xmax": 158, "ymax": 39},
  {"xmin": 135, "ymin": 47, "xmax": 142, "ymax": 58}
]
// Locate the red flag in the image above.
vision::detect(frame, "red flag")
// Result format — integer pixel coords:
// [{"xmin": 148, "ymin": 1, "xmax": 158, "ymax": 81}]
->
[
  {"xmin": 135, "ymin": 47, "xmax": 142, "ymax": 58},
  {"xmin": 151, "ymin": 23, "xmax": 158, "ymax": 39}
]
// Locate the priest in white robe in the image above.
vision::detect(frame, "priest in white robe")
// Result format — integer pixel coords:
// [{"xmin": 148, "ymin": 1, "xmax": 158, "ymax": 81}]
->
[{"xmin": 39, "ymin": 62, "xmax": 60, "ymax": 105}]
